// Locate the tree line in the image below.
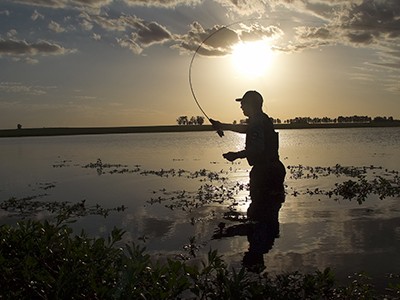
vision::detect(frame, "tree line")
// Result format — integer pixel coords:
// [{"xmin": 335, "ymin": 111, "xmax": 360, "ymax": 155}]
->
[
  {"xmin": 276, "ymin": 115, "xmax": 396, "ymax": 124},
  {"xmin": 176, "ymin": 116, "xmax": 205, "ymax": 125},
  {"xmin": 177, "ymin": 115, "xmax": 397, "ymax": 125}
]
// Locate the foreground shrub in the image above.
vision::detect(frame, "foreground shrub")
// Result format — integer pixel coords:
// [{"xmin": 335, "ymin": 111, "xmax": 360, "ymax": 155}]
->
[{"xmin": 1, "ymin": 219, "xmax": 400, "ymax": 299}]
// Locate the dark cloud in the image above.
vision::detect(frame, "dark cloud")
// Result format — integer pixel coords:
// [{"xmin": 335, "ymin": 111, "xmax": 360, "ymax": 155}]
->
[
  {"xmin": 174, "ymin": 22, "xmax": 238, "ymax": 56},
  {"xmin": 116, "ymin": 20, "xmax": 172, "ymax": 54},
  {"xmin": 82, "ymin": 13, "xmax": 173, "ymax": 53},
  {"xmin": 13, "ymin": 0, "xmax": 67, "ymax": 8},
  {"xmin": 341, "ymin": 0, "xmax": 400, "ymax": 35},
  {"xmin": 277, "ymin": 0, "xmax": 400, "ymax": 74},
  {"xmin": 239, "ymin": 24, "xmax": 283, "ymax": 41},
  {"xmin": 12, "ymin": 0, "xmax": 112, "ymax": 10},
  {"xmin": 134, "ymin": 21, "xmax": 172, "ymax": 45},
  {"xmin": 123, "ymin": 0, "xmax": 200, "ymax": 8},
  {"xmin": 297, "ymin": 26, "xmax": 332, "ymax": 40},
  {"xmin": 175, "ymin": 21, "xmax": 283, "ymax": 57},
  {"xmin": 0, "ymin": 38, "xmax": 74, "ymax": 56},
  {"xmin": 346, "ymin": 31, "xmax": 374, "ymax": 44}
]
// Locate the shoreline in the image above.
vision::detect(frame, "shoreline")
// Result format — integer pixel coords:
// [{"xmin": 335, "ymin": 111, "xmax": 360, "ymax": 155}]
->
[{"xmin": 1, "ymin": 122, "xmax": 399, "ymax": 138}]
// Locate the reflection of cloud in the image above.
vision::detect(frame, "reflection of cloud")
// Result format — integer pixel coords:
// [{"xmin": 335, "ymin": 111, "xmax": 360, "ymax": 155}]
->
[{"xmin": 142, "ymin": 217, "xmax": 174, "ymax": 238}]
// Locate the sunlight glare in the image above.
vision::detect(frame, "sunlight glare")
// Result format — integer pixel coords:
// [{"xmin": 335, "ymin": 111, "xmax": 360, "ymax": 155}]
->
[{"xmin": 231, "ymin": 40, "xmax": 274, "ymax": 78}]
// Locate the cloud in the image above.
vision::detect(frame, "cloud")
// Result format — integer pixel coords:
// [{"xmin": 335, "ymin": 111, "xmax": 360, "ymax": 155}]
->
[
  {"xmin": 12, "ymin": 0, "xmax": 113, "ymax": 12},
  {"xmin": 123, "ymin": 0, "xmax": 200, "ymax": 8},
  {"xmin": 12, "ymin": 0, "xmax": 68, "ymax": 9},
  {"xmin": 174, "ymin": 22, "xmax": 238, "ymax": 56},
  {"xmin": 0, "ymin": 38, "xmax": 75, "ymax": 58},
  {"xmin": 272, "ymin": 0, "xmax": 400, "ymax": 74},
  {"xmin": 92, "ymin": 33, "xmax": 101, "ymax": 40},
  {"xmin": 0, "ymin": 82, "xmax": 49, "ymax": 95},
  {"xmin": 116, "ymin": 36, "xmax": 142, "ymax": 54},
  {"xmin": 239, "ymin": 23, "xmax": 284, "ymax": 41},
  {"xmin": 7, "ymin": 29, "xmax": 18, "ymax": 38},
  {"xmin": 80, "ymin": 13, "xmax": 173, "ymax": 53},
  {"xmin": 174, "ymin": 21, "xmax": 283, "ymax": 57},
  {"xmin": 215, "ymin": 0, "xmax": 269, "ymax": 16},
  {"xmin": 131, "ymin": 21, "xmax": 172, "ymax": 46},
  {"xmin": 48, "ymin": 20, "xmax": 66, "ymax": 33},
  {"xmin": 31, "ymin": 10, "xmax": 45, "ymax": 21}
]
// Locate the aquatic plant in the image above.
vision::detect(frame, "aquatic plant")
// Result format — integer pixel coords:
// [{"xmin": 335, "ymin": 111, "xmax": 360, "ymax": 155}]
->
[
  {"xmin": 287, "ymin": 164, "xmax": 400, "ymax": 203},
  {"xmin": 0, "ymin": 197, "xmax": 126, "ymax": 220}
]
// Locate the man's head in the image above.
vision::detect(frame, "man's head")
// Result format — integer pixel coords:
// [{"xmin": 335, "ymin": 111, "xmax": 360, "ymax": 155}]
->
[{"xmin": 236, "ymin": 90, "xmax": 263, "ymax": 117}]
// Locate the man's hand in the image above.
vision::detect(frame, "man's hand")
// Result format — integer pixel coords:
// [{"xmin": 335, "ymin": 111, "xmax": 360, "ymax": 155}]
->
[
  {"xmin": 223, "ymin": 152, "xmax": 238, "ymax": 162},
  {"xmin": 210, "ymin": 119, "xmax": 222, "ymax": 129},
  {"xmin": 210, "ymin": 119, "xmax": 224, "ymax": 137}
]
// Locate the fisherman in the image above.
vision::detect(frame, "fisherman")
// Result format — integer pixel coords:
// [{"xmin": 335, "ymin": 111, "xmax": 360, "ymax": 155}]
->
[{"xmin": 211, "ymin": 90, "xmax": 286, "ymax": 222}]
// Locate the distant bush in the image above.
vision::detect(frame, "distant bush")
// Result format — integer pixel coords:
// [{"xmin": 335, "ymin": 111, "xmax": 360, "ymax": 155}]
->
[{"xmin": 1, "ymin": 217, "xmax": 400, "ymax": 299}]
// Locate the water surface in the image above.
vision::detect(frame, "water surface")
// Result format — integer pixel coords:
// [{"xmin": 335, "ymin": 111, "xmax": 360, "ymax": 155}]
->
[{"xmin": 1, "ymin": 127, "xmax": 399, "ymax": 288}]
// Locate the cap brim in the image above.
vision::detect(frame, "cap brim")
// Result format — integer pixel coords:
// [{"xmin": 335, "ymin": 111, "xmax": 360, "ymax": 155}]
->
[{"xmin": 235, "ymin": 98, "xmax": 242, "ymax": 102}]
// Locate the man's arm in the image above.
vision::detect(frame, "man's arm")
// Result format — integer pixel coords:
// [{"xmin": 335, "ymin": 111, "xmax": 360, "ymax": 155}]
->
[
  {"xmin": 223, "ymin": 150, "xmax": 247, "ymax": 162},
  {"xmin": 210, "ymin": 119, "xmax": 247, "ymax": 134}
]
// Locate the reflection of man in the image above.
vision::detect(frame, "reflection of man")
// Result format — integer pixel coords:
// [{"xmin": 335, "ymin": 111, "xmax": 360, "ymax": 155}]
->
[
  {"xmin": 211, "ymin": 90, "xmax": 286, "ymax": 221},
  {"xmin": 212, "ymin": 191, "xmax": 285, "ymax": 272}
]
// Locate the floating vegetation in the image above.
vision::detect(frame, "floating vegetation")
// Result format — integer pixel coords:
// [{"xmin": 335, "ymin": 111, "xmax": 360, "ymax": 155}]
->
[
  {"xmin": 287, "ymin": 164, "xmax": 400, "ymax": 204},
  {"xmin": 148, "ymin": 181, "xmax": 249, "ymax": 212},
  {"xmin": 0, "ymin": 197, "xmax": 126, "ymax": 220},
  {"xmin": 36, "ymin": 182, "xmax": 56, "ymax": 190},
  {"xmin": 52, "ymin": 157, "xmax": 73, "ymax": 168},
  {"xmin": 50, "ymin": 158, "xmax": 400, "ymax": 209},
  {"xmin": 287, "ymin": 164, "xmax": 391, "ymax": 180},
  {"xmin": 82, "ymin": 158, "xmax": 131, "ymax": 175},
  {"xmin": 80, "ymin": 158, "xmax": 229, "ymax": 182}
]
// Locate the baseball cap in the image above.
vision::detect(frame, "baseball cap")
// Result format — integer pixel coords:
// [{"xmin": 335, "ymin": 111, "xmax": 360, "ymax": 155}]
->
[{"xmin": 235, "ymin": 90, "xmax": 263, "ymax": 106}]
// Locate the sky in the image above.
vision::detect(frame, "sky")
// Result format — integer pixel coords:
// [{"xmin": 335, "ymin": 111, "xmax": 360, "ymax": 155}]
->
[{"xmin": 0, "ymin": 0, "xmax": 399, "ymax": 129}]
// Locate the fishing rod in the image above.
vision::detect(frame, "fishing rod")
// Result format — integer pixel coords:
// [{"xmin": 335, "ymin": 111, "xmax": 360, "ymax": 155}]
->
[
  {"xmin": 189, "ymin": 18, "xmax": 279, "ymax": 138},
  {"xmin": 188, "ymin": 30, "xmax": 223, "ymax": 137},
  {"xmin": 188, "ymin": 20, "xmax": 256, "ymax": 137}
]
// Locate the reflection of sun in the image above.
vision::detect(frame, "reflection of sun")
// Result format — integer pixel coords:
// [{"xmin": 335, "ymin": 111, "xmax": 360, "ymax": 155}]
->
[{"xmin": 231, "ymin": 40, "xmax": 274, "ymax": 78}]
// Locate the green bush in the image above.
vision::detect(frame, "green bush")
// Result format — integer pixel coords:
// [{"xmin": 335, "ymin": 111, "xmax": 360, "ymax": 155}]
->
[{"xmin": 1, "ymin": 218, "xmax": 400, "ymax": 299}]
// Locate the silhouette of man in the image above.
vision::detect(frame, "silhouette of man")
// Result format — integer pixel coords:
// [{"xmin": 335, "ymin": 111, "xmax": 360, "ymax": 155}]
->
[{"xmin": 211, "ymin": 90, "xmax": 286, "ymax": 222}]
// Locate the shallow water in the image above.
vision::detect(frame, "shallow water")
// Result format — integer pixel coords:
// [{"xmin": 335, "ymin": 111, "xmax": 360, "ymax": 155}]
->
[{"xmin": 0, "ymin": 127, "xmax": 399, "ymax": 288}]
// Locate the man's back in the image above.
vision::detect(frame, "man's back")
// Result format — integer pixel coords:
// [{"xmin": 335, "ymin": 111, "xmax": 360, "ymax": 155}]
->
[{"xmin": 245, "ymin": 113, "xmax": 279, "ymax": 166}]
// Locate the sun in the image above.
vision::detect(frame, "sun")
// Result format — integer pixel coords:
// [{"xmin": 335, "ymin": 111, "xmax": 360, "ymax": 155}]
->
[{"xmin": 231, "ymin": 40, "xmax": 274, "ymax": 78}]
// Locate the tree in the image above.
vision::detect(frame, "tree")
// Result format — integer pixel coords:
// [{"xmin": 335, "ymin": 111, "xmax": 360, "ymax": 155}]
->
[
  {"xmin": 196, "ymin": 116, "xmax": 205, "ymax": 125},
  {"xmin": 176, "ymin": 116, "xmax": 188, "ymax": 125}
]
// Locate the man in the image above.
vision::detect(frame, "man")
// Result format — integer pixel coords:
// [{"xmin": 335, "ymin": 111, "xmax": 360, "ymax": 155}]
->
[{"xmin": 211, "ymin": 90, "xmax": 286, "ymax": 223}]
